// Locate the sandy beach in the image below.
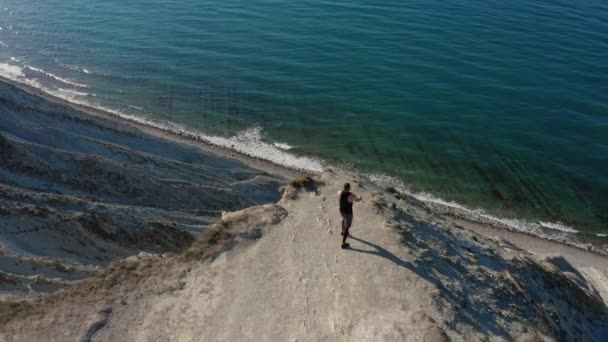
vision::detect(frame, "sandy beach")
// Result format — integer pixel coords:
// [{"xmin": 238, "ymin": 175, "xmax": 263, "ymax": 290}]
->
[{"xmin": 1, "ymin": 77, "xmax": 607, "ymax": 341}]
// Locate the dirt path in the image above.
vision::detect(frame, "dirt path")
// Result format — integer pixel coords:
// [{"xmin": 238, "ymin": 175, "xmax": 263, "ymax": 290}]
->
[{"xmin": 91, "ymin": 176, "xmax": 446, "ymax": 341}]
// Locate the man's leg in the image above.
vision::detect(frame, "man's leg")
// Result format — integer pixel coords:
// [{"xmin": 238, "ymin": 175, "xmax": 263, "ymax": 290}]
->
[
  {"xmin": 342, "ymin": 214, "xmax": 352, "ymax": 245},
  {"xmin": 341, "ymin": 215, "xmax": 352, "ymax": 237}
]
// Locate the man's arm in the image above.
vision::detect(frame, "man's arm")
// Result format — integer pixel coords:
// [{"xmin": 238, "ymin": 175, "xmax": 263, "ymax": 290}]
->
[{"xmin": 348, "ymin": 193, "xmax": 362, "ymax": 203}]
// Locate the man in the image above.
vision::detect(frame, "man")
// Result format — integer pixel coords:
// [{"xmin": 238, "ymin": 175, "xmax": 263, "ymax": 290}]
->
[{"xmin": 338, "ymin": 182, "xmax": 362, "ymax": 249}]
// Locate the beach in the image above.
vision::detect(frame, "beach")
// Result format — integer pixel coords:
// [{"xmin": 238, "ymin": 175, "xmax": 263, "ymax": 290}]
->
[{"xmin": 1, "ymin": 77, "xmax": 608, "ymax": 340}]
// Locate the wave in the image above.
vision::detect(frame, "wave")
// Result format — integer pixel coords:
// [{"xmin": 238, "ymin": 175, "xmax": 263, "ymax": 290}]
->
[
  {"xmin": 25, "ymin": 65, "xmax": 89, "ymax": 88},
  {"xmin": 53, "ymin": 59, "xmax": 96, "ymax": 76},
  {"xmin": 202, "ymin": 126, "xmax": 323, "ymax": 172},
  {"xmin": 112, "ymin": 122, "xmax": 322, "ymax": 173},
  {"xmin": 0, "ymin": 63, "xmax": 24, "ymax": 79},
  {"xmin": 127, "ymin": 105, "xmax": 143, "ymax": 111},
  {"xmin": 368, "ymin": 173, "xmax": 606, "ymax": 255},
  {"xmin": 55, "ymin": 87, "xmax": 94, "ymax": 98},
  {"xmin": 539, "ymin": 221, "xmax": 579, "ymax": 234},
  {"xmin": 273, "ymin": 142, "xmax": 293, "ymax": 150},
  {"xmin": 58, "ymin": 62, "xmax": 92, "ymax": 75},
  {"xmin": 0, "ymin": 62, "xmax": 323, "ymax": 173}
]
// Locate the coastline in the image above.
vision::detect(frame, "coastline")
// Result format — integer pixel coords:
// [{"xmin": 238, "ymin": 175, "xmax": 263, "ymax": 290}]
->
[
  {"xmin": 448, "ymin": 216, "xmax": 608, "ymax": 273},
  {"xmin": 1, "ymin": 76, "xmax": 297, "ymax": 298},
  {"xmin": 0, "ymin": 75, "xmax": 309, "ymax": 181},
  {"xmin": 0, "ymin": 75, "xmax": 606, "ymax": 268}
]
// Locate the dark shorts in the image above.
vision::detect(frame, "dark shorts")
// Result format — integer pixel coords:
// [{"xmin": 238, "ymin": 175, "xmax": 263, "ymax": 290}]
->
[{"xmin": 341, "ymin": 212, "xmax": 353, "ymax": 230}]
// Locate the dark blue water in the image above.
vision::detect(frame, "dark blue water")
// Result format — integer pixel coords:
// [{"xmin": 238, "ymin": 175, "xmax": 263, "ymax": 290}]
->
[{"xmin": 1, "ymin": 0, "xmax": 607, "ymax": 236}]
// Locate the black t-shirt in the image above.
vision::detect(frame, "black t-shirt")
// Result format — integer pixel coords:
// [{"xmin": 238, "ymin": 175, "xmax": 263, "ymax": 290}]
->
[{"xmin": 339, "ymin": 191, "xmax": 353, "ymax": 214}]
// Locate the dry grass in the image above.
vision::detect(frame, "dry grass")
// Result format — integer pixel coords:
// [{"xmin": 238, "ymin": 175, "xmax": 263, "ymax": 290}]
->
[
  {"xmin": 185, "ymin": 204, "xmax": 287, "ymax": 260},
  {"xmin": 0, "ymin": 300, "xmax": 36, "ymax": 325},
  {"xmin": 289, "ymin": 176, "xmax": 315, "ymax": 189},
  {"xmin": 184, "ymin": 221, "xmax": 232, "ymax": 259}
]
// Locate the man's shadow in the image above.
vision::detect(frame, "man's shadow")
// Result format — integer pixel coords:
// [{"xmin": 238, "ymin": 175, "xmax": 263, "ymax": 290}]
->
[
  {"xmin": 346, "ymin": 234, "xmax": 448, "ymax": 292},
  {"xmin": 346, "ymin": 236, "xmax": 413, "ymax": 271},
  {"xmin": 345, "ymin": 234, "xmax": 499, "ymax": 335}
]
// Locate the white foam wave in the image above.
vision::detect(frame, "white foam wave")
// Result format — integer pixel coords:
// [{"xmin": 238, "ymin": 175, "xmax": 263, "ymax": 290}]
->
[
  {"xmin": 0, "ymin": 63, "xmax": 24, "ymax": 79},
  {"xmin": 55, "ymin": 87, "xmax": 92, "ymax": 98},
  {"xmin": 61, "ymin": 63, "xmax": 92, "ymax": 75},
  {"xmin": 597, "ymin": 234, "xmax": 607, "ymax": 238},
  {"xmin": 0, "ymin": 63, "xmax": 52, "ymax": 95},
  {"xmin": 203, "ymin": 127, "xmax": 323, "ymax": 172},
  {"xmin": 142, "ymin": 123, "xmax": 322, "ymax": 172},
  {"xmin": 0, "ymin": 40, "xmax": 7, "ymax": 47},
  {"xmin": 115, "ymin": 121, "xmax": 323, "ymax": 172},
  {"xmin": 273, "ymin": 142, "xmax": 293, "ymax": 150},
  {"xmin": 127, "ymin": 105, "xmax": 143, "ymax": 111},
  {"xmin": 539, "ymin": 221, "xmax": 579, "ymax": 234},
  {"xmin": 25, "ymin": 65, "xmax": 89, "ymax": 88}
]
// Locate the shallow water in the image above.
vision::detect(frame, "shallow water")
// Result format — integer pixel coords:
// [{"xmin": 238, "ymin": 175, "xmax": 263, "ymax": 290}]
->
[{"xmin": 0, "ymin": 0, "xmax": 607, "ymax": 235}]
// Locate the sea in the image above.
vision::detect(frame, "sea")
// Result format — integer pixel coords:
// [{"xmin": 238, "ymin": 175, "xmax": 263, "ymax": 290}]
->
[{"xmin": 1, "ymin": 0, "xmax": 607, "ymax": 246}]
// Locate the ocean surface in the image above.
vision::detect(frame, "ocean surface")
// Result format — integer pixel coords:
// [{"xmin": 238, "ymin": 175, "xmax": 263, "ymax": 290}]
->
[{"xmin": 1, "ymin": 0, "xmax": 607, "ymax": 239}]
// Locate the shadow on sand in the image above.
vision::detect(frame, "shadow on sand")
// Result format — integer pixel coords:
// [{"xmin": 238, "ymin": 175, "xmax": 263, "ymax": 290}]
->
[
  {"xmin": 341, "ymin": 209, "xmax": 608, "ymax": 340},
  {"xmin": 347, "ymin": 236, "xmax": 413, "ymax": 271}
]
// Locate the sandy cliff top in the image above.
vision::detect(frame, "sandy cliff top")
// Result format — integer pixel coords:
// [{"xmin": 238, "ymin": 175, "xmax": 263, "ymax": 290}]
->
[{"xmin": 1, "ymin": 172, "xmax": 607, "ymax": 341}]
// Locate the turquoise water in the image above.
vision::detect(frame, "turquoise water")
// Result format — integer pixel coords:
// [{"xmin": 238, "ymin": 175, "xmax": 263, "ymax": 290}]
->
[{"xmin": 1, "ymin": 0, "xmax": 607, "ymax": 235}]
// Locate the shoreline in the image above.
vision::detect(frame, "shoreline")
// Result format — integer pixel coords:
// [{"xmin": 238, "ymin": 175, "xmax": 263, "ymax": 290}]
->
[
  {"xmin": 0, "ymin": 75, "xmax": 310, "ymax": 181},
  {"xmin": 448, "ymin": 216, "xmax": 608, "ymax": 272},
  {"xmin": 1, "ymin": 76, "xmax": 606, "ymax": 265}
]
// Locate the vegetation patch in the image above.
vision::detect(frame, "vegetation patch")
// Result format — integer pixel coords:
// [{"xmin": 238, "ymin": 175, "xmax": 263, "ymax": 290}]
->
[
  {"xmin": 184, "ymin": 221, "xmax": 232, "ymax": 259},
  {"xmin": 289, "ymin": 176, "xmax": 315, "ymax": 190},
  {"xmin": 0, "ymin": 300, "xmax": 36, "ymax": 325},
  {"xmin": 185, "ymin": 204, "xmax": 287, "ymax": 259}
]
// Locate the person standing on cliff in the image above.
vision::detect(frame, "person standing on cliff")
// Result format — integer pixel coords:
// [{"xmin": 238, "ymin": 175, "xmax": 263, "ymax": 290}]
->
[{"xmin": 338, "ymin": 182, "xmax": 362, "ymax": 249}]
